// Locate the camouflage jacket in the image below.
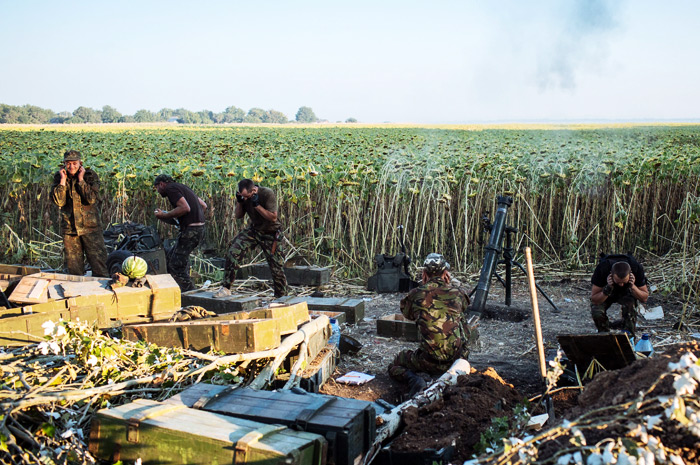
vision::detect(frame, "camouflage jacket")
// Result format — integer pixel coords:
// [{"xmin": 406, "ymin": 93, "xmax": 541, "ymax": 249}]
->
[
  {"xmin": 400, "ymin": 276, "xmax": 470, "ymax": 362},
  {"xmin": 50, "ymin": 169, "xmax": 103, "ymax": 235}
]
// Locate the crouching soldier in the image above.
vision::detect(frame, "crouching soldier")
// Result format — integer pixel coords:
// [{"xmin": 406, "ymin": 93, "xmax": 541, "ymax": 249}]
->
[
  {"xmin": 388, "ymin": 253, "xmax": 472, "ymax": 397},
  {"xmin": 50, "ymin": 150, "xmax": 108, "ymax": 277},
  {"xmin": 590, "ymin": 253, "xmax": 649, "ymax": 337}
]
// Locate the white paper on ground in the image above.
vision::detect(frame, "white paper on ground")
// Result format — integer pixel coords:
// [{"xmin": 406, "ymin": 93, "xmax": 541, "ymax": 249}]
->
[
  {"xmin": 527, "ymin": 413, "xmax": 549, "ymax": 430},
  {"xmin": 641, "ymin": 305, "xmax": 664, "ymax": 320},
  {"xmin": 336, "ymin": 371, "xmax": 376, "ymax": 385}
]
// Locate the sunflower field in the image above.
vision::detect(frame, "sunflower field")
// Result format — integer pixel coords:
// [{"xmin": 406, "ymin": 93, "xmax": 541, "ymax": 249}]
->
[{"xmin": 1, "ymin": 124, "xmax": 700, "ymax": 282}]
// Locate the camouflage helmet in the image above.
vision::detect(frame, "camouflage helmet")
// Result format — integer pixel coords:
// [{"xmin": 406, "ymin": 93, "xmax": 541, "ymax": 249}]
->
[
  {"xmin": 63, "ymin": 150, "xmax": 81, "ymax": 162},
  {"xmin": 423, "ymin": 253, "xmax": 450, "ymax": 274}
]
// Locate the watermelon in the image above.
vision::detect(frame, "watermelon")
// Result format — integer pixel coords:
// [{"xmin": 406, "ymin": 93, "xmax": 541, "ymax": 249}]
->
[{"xmin": 122, "ymin": 256, "xmax": 148, "ymax": 279}]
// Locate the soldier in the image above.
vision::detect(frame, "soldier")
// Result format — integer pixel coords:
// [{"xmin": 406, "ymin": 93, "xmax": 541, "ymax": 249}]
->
[
  {"xmin": 388, "ymin": 253, "xmax": 472, "ymax": 397},
  {"xmin": 590, "ymin": 253, "xmax": 649, "ymax": 337},
  {"xmin": 214, "ymin": 179, "xmax": 288, "ymax": 298},
  {"xmin": 50, "ymin": 150, "xmax": 108, "ymax": 277},
  {"xmin": 153, "ymin": 174, "xmax": 207, "ymax": 291}
]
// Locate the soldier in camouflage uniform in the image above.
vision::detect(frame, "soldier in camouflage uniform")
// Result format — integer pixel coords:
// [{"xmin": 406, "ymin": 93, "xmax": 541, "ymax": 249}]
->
[
  {"xmin": 215, "ymin": 179, "xmax": 288, "ymax": 298},
  {"xmin": 50, "ymin": 150, "xmax": 108, "ymax": 277},
  {"xmin": 388, "ymin": 253, "xmax": 472, "ymax": 396},
  {"xmin": 153, "ymin": 174, "xmax": 207, "ymax": 291}
]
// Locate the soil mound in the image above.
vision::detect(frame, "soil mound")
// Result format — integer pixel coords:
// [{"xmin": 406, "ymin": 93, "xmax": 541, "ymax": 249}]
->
[
  {"xmin": 388, "ymin": 343, "xmax": 700, "ymax": 464},
  {"xmin": 390, "ymin": 367, "xmax": 525, "ymax": 462},
  {"xmin": 572, "ymin": 341, "xmax": 700, "ymax": 415}
]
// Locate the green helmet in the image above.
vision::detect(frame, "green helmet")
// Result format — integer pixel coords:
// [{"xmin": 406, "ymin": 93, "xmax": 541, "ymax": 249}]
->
[
  {"xmin": 423, "ymin": 253, "xmax": 450, "ymax": 274},
  {"xmin": 63, "ymin": 150, "xmax": 81, "ymax": 162}
]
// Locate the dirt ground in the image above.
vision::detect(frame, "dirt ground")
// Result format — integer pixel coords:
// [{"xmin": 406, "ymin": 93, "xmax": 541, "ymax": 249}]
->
[
  {"xmin": 321, "ymin": 275, "xmax": 680, "ymax": 402},
  {"xmin": 315, "ymin": 274, "xmax": 696, "ymax": 462}
]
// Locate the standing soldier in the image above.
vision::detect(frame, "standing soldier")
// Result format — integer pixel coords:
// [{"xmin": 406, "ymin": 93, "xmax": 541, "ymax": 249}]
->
[
  {"xmin": 388, "ymin": 253, "xmax": 472, "ymax": 397},
  {"xmin": 50, "ymin": 150, "xmax": 109, "ymax": 277},
  {"xmin": 153, "ymin": 174, "xmax": 207, "ymax": 291},
  {"xmin": 215, "ymin": 179, "xmax": 288, "ymax": 298}
]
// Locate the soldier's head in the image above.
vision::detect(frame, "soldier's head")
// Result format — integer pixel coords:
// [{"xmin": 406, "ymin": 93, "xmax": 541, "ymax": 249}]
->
[
  {"xmin": 153, "ymin": 174, "xmax": 175, "ymax": 197},
  {"xmin": 238, "ymin": 178, "xmax": 258, "ymax": 199},
  {"xmin": 611, "ymin": 261, "xmax": 631, "ymax": 287},
  {"xmin": 423, "ymin": 253, "xmax": 450, "ymax": 278},
  {"xmin": 63, "ymin": 150, "xmax": 82, "ymax": 176}
]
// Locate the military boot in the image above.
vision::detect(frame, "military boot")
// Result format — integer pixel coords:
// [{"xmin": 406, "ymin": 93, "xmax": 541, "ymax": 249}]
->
[{"xmin": 405, "ymin": 370, "xmax": 427, "ymax": 397}]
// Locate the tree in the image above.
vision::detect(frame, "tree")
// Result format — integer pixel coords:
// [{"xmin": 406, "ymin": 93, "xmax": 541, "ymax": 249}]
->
[
  {"xmin": 198, "ymin": 110, "xmax": 215, "ymax": 124},
  {"xmin": 0, "ymin": 104, "xmax": 55, "ymax": 123},
  {"xmin": 221, "ymin": 106, "xmax": 245, "ymax": 123},
  {"xmin": 0, "ymin": 104, "xmax": 21, "ymax": 123},
  {"xmin": 50, "ymin": 111, "xmax": 72, "ymax": 124},
  {"xmin": 266, "ymin": 109, "xmax": 288, "ymax": 124},
  {"xmin": 119, "ymin": 115, "xmax": 135, "ymax": 123},
  {"xmin": 101, "ymin": 105, "xmax": 122, "ymax": 123},
  {"xmin": 244, "ymin": 108, "xmax": 266, "ymax": 124},
  {"xmin": 72, "ymin": 106, "xmax": 101, "ymax": 123},
  {"xmin": 295, "ymin": 106, "xmax": 317, "ymax": 123},
  {"xmin": 24, "ymin": 105, "xmax": 55, "ymax": 124},
  {"xmin": 345, "ymin": 117, "xmax": 358, "ymax": 123},
  {"xmin": 134, "ymin": 109, "xmax": 155, "ymax": 123},
  {"xmin": 157, "ymin": 108, "xmax": 174, "ymax": 122},
  {"xmin": 175, "ymin": 108, "xmax": 198, "ymax": 124}
]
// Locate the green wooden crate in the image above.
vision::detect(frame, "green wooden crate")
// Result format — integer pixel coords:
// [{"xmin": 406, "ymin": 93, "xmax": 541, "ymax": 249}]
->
[
  {"xmin": 0, "ymin": 304, "xmax": 108, "ymax": 346},
  {"xmin": 122, "ymin": 318, "xmax": 281, "ymax": 353},
  {"xmin": 376, "ymin": 313, "xmax": 420, "ymax": 341},
  {"xmin": 275, "ymin": 296, "xmax": 365, "ymax": 324},
  {"xmin": 251, "ymin": 301, "xmax": 310, "ymax": 334},
  {"xmin": 89, "ymin": 399, "xmax": 327, "ymax": 465},
  {"xmin": 181, "ymin": 289, "xmax": 262, "ymax": 314},
  {"xmin": 0, "ymin": 274, "xmax": 181, "ymax": 346}
]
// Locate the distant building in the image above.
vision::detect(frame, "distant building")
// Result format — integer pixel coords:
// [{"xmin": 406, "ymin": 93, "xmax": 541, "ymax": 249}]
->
[{"xmin": 167, "ymin": 117, "xmax": 180, "ymax": 123}]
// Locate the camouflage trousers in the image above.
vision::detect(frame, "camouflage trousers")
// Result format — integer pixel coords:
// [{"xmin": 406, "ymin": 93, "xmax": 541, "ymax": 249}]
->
[
  {"xmin": 388, "ymin": 346, "xmax": 465, "ymax": 382},
  {"xmin": 63, "ymin": 230, "xmax": 108, "ymax": 277},
  {"xmin": 166, "ymin": 225, "xmax": 204, "ymax": 292},
  {"xmin": 222, "ymin": 227, "xmax": 288, "ymax": 297},
  {"xmin": 591, "ymin": 294, "xmax": 638, "ymax": 336}
]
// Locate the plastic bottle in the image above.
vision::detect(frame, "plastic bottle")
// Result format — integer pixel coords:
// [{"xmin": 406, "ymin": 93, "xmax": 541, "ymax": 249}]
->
[
  {"xmin": 329, "ymin": 318, "xmax": 341, "ymax": 347},
  {"xmin": 634, "ymin": 333, "xmax": 654, "ymax": 357}
]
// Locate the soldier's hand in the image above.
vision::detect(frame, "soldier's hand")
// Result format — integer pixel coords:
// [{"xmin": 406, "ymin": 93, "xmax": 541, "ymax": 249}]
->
[
  {"xmin": 606, "ymin": 274, "xmax": 614, "ymax": 286},
  {"xmin": 250, "ymin": 193, "xmax": 260, "ymax": 207},
  {"xmin": 236, "ymin": 192, "xmax": 245, "ymax": 203},
  {"xmin": 442, "ymin": 271, "xmax": 452, "ymax": 285},
  {"xmin": 154, "ymin": 208, "xmax": 166, "ymax": 220},
  {"xmin": 59, "ymin": 169, "xmax": 67, "ymax": 184},
  {"xmin": 77, "ymin": 166, "xmax": 85, "ymax": 182},
  {"xmin": 628, "ymin": 273, "xmax": 636, "ymax": 286}
]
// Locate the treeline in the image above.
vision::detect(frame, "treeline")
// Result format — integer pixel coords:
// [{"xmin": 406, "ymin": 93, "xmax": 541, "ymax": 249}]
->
[{"xmin": 0, "ymin": 104, "xmax": 358, "ymax": 125}]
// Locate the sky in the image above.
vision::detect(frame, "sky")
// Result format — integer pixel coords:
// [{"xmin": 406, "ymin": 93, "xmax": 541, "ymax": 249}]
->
[{"xmin": 1, "ymin": 0, "xmax": 699, "ymax": 124}]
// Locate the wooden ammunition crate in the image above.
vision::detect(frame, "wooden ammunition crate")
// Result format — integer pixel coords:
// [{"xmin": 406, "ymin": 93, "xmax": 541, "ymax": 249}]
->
[
  {"xmin": 89, "ymin": 399, "xmax": 326, "ymax": 465},
  {"xmin": 122, "ymin": 318, "xmax": 281, "ymax": 353},
  {"xmin": 275, "ymin": 296, "xmax": 365, "ymax": 324},
  {"xmin": 167, "ymin": 384, "xmax": 374, "ymax": 465},
  {"xmin": 181, "ymin": 289, "xmax": 261, "ymax": 314},
  {"xmin": 0, "ymin": 274, "xmax": 181, "ymax": 346},
  {"xmin": 210, "ymin": 301, "xmax": 311, "ymax": 335},
  {"xmin": 309, "ymin": 310, "xmax": 346, "ymax": 325},
  {"xmin": 275, "ymin": 345, "xmax": 338, "ymax": 393},
  {"xmin": 376, "ymin": 314, "xmax": 419, "ymax": 341},
  {"xmin": 283, "ymin": 315, "xmax": 331, "ymax": 371}
]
